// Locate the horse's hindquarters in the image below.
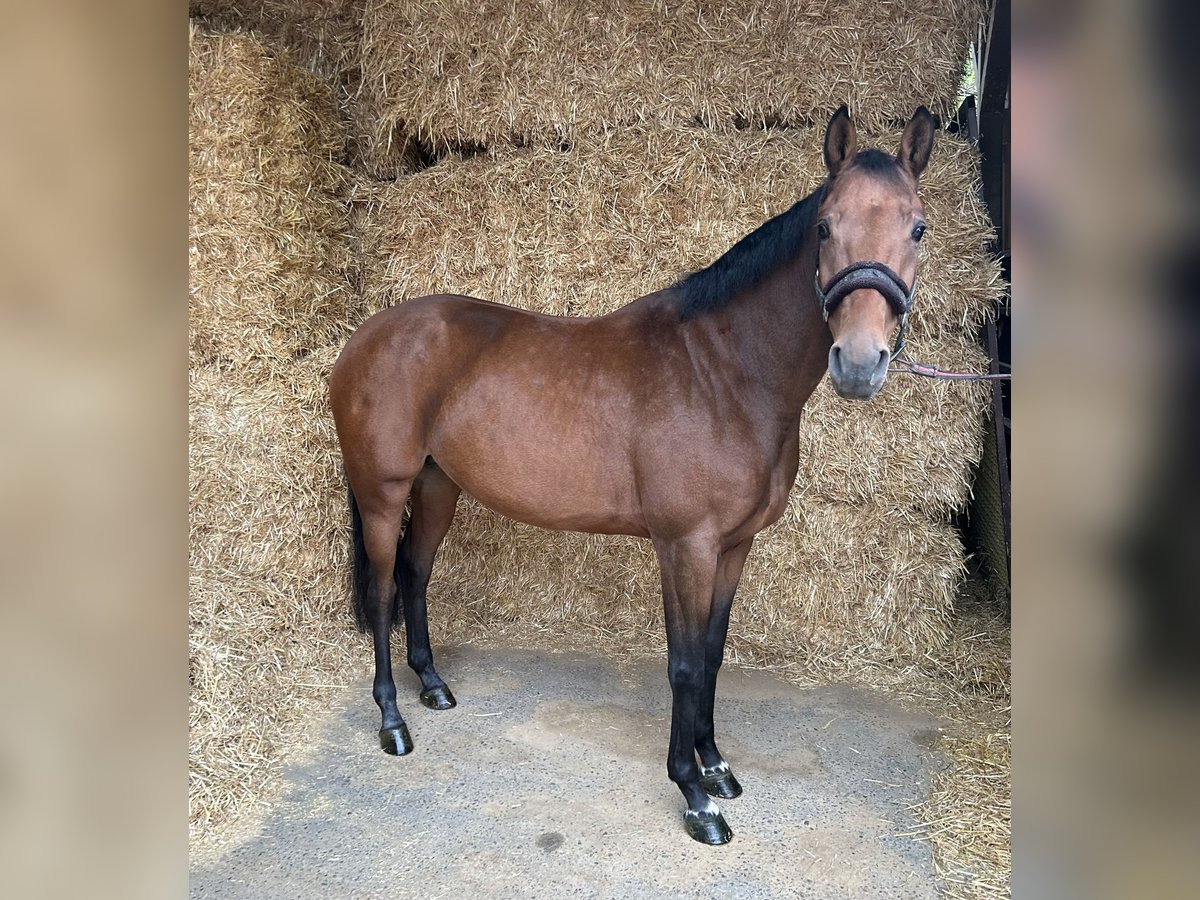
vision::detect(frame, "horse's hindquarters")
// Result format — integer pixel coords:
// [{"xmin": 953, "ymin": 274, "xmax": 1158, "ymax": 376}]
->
[{"xmin": 334, "ymin": 295, "xmax": 654, "ymax": 537}]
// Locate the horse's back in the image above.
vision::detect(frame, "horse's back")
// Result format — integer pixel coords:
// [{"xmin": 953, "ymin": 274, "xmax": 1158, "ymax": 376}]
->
[{"xmin": 332, "ymin": 292, "xmax": 664, "ymax": 402}]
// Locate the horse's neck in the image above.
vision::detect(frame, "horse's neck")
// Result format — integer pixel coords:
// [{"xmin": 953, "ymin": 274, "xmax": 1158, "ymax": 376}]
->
[{"xmin": 692, "ymin": 242, "xmax": 831, "ymax": 422}]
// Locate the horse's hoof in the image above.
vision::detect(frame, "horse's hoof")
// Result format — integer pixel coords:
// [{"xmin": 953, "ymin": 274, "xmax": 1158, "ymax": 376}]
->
[
  {"xmin": 684, "ymin": 809, "xmax": 733, "ymax": 845},
  {"xmin": 701, "ymin": 769, "xmax": 743, "ymax": 799},
  {"xmin": 419, "ymin": 685, "xmax": 457, "ymax": 710},
  {"xmin": 379, "ymin": 724, "xmax": 414, "ymax": 755}
]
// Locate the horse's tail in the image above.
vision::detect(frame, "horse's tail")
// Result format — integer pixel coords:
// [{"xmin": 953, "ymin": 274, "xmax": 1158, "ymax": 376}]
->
[{"xmin": 348, "ymin": 487, "xmax": 372, "ymax": 632}]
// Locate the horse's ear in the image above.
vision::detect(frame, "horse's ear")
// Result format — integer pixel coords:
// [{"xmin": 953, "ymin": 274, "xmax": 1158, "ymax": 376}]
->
[
  {"xmin": 823, "ymin": 105, "xmax": 857, "ymax": 178},
  {"xmin": 898, "ymin": 106, "xmax": 937, "ymax": 180}
]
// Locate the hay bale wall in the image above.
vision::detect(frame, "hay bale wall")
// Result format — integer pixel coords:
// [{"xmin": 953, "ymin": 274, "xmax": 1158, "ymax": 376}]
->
[
  {"xmin": 189, "ymin": 24, "xmax": 360, "ymax": 840},
  {"xmin": 188, "ymin": 0, "xmax": 1001, "ymax": 852},
  {"xmin": 358, "ymin": 0, "xmax": 986, "ymax": 171}
]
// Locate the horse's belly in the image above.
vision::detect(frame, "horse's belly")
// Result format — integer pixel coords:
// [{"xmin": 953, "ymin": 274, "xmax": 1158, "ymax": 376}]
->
[
  {"xmin": 469, "ymin": 485, "xmax": 648, "ymax": 537},
  {"xmin": 429, "ymin": 409, "xmax": 647, "ymax": 538},
  {"xmin": 440, "ymin": 460, "xmax": 648, "ymax": 537}
]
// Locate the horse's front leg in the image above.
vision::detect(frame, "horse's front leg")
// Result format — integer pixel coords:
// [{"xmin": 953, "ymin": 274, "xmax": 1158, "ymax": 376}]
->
[
  {"xmin": 695, "ymin": 537, "xmax": 754, "ymax": 800},
  {"xmin": 654, "ymin": 533, "xmax": 731, "ymax": 845}
]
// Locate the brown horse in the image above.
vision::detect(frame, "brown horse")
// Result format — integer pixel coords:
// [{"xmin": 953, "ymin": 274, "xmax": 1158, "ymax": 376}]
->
[{"xmin": 330, "ymin": 106, "xmax": 936, "ymax": 845}]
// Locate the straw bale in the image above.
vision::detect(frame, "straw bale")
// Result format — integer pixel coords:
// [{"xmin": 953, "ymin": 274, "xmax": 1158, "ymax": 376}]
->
[
  {"xmin": 797, "ymin": 336, "xmax": 991, "ymax": 517},
  {"xmin": 189, "ymin": 355, "xmax": 359, "ymax": 843},
  {"xmin": 186, "ymin": 7, "xmax": 427, "ymax": 177},
  {"xmin": 189, "ymin": 24, "xmax": 365, "ymax": 843},
  {"xmin": 919, "ymin": 732, "xmax": 1011, "ymax": 898},
  {"xmin": 189, "ymin": 1, "xmax": 365, "ymax": 85},
  {"xmin": 358, "ymin": 0, "xmax": 986, "ymax": 166},
  {"xmin": 189, "ymin": 24, "xmax": 360, "ymax": 372},
  {"xmin": 358, "ymin": 123, "xmax": 1000, "ymax": 514},
  {"xmin": 426, "ymin": 493, "xmax": 960, "ymax": 663}
]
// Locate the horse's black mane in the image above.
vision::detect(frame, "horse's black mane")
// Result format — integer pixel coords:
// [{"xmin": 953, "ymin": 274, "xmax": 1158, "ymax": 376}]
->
[
  {"xmin": 674, "ymin": 184, "xmax": 827, "ymax": 320},
  {"xmin": 674, "ymin": 149, "xmax": 904, "ymax": 320}
]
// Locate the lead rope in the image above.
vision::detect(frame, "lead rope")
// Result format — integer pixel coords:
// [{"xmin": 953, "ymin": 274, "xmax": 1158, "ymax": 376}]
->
[
  {"xmin": 889, "ymin": 310, "xmax": 1012, "ymax": 381},
  {"xmin": 886, "ymin": 286, "xmax": 1011, "ymax": 381},
  {"xmin": 883, "ymin": 278, "xmax": 1011, "ymax": 382},
  {"xmin": 889, "ymin": 356, "xmax": 1012, "ymax": 381}
]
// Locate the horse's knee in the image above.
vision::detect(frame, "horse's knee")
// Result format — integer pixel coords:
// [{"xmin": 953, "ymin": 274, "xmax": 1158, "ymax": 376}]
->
[
  {"xmin": 668, "ymin": 658, "xmax": 703, "ymax": 692},
  {"xmin": 368, "ymin": 574, "xmax": 396, "ymax": 608}
]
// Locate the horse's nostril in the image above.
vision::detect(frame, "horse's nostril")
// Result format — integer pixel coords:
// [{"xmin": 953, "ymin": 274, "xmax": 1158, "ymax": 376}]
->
[
  {"xmin": 828, "ymin": 345, "xmax": 843, "ymax": 377},
  {"xmin": 871, "ymin": 349, "xmax": 890, "ymax": 385}
]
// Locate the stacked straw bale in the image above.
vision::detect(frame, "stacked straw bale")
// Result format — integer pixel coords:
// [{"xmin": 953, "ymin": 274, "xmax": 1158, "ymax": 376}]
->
[
  {"xmin": 189, "ymin": 23, "xmax": 358, "ymax": 371},
  {"xmin": 357, "ymin": 0, "xmax": 986, "ymax": 173},
  {"xmin": 358, "ymin": 123, "xmax": 1001, "ymax": 660},
  {"xmin": 187, "ymin": 1, "xmax": 425, "ymax": 180},
  {"xmin": 188, "ymin": 1, "xmax": 365, "ymax": 85},
  {"xmin": 189, "ymin": 361, "xmax": 354, "ymax": 836},
  {"xmin": 189, "ymin": 25, "xmax": 360, "ymax": 839}
]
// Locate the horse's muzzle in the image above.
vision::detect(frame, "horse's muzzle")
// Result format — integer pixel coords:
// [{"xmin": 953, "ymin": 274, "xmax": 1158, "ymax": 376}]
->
[{"xmin": 828, "ymin": 343, "xmax": 889, "ymax": 400}]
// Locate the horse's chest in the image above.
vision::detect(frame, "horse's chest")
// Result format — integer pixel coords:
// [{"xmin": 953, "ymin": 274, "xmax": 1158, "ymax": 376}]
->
[
  {"xmin": 749, "ymin": 469, "xmax": 793, "ymax": 530},
  {"xmin": 731, "ymin": 444, "xmax": 800, "ymax": 540}
]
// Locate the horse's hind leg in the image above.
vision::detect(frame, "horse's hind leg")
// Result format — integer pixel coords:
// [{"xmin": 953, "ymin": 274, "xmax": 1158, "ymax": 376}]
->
[
  {"xmin": 356, "ymin": 479, "xmax": 416, "ymax": 755},
  {"xmin": 695, "ymin": 538, "xmax": 754, "ymax": 801},
  {"xmin": 397, "ymin": 459, "xmax": 461, "ymax": 710}
]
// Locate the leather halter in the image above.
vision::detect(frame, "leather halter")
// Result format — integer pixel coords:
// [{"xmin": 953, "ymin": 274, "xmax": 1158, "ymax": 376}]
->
[{"xmin": 814, "ymin": 260, "xmax": 917, "ymax": 358}]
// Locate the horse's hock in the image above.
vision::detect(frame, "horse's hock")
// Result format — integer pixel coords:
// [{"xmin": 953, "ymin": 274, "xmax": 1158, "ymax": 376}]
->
[{"xmin": 188, "ymin": 0, "xmax": 1003, "ymax": 855}]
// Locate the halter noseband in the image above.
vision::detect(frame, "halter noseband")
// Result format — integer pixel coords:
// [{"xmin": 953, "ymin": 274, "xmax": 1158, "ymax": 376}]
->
[{"xmin": 814, "ymin": 260, "xmax": 917, "ymax": 358}]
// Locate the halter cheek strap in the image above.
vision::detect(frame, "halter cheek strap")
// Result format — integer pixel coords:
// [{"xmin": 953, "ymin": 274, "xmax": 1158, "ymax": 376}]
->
[{"xmin": 814, "ymin": 260, "xmax": 917, "ymax": 358}]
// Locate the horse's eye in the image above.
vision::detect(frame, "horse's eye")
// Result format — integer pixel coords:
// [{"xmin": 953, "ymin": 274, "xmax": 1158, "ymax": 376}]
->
[
  {"xmin": 912, "ymin": 223, "xmax": 927, "ymax": 242},
  {"xmin": 816, "ymin": 221, "xmax": 831, "ymax": 241}
]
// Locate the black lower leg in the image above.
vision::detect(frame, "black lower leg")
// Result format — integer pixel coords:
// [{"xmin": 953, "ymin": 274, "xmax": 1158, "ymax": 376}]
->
[
  {"xmin": 694, "ymin": 540, "xmax": 752, "ymax": 800},
  {"xmin": 398, "ymin": 550, "xmax": 456, "ymax": 710},
  {"xmin": 396, "ymin": 463, "xmax": 459, "ymax": 711},
  {"xmin": 372, "ymin": 602, "xmax": 412, "ymax": 755},
  {"xmin": 695, "ymin": 607, "xmax": 741, "ymax": 799},
  {"xmin": 657, "ymin": 535, "xmax": 731, "ymax": 844},
  {"xmin": 356, "ymin": 485, "xmax": 416, "ymax": 755},
  {"xmin": 694, "ymin": 626, "xmax": 727, "ymax": 769},
  {"xmin": 669, "ymin": 653, "xmax": 732, "ymax": 845}
]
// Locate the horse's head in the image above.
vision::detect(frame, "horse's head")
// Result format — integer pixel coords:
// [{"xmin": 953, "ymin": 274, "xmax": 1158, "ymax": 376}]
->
[{"xmin": 817, "ymin": 105, "xmax": 936, "ymax": 400}]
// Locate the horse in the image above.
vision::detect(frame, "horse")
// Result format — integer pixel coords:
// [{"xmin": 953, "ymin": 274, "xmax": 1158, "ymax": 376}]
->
[{"xmin": 330, "ymin": 105, "xmax": 937, "ymax": 845}]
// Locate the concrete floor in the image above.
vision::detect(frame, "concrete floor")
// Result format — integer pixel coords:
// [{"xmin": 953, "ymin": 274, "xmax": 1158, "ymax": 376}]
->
[{"xmin": 191, "ymin": 646, "xmax": 946, "ymax": 899}]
